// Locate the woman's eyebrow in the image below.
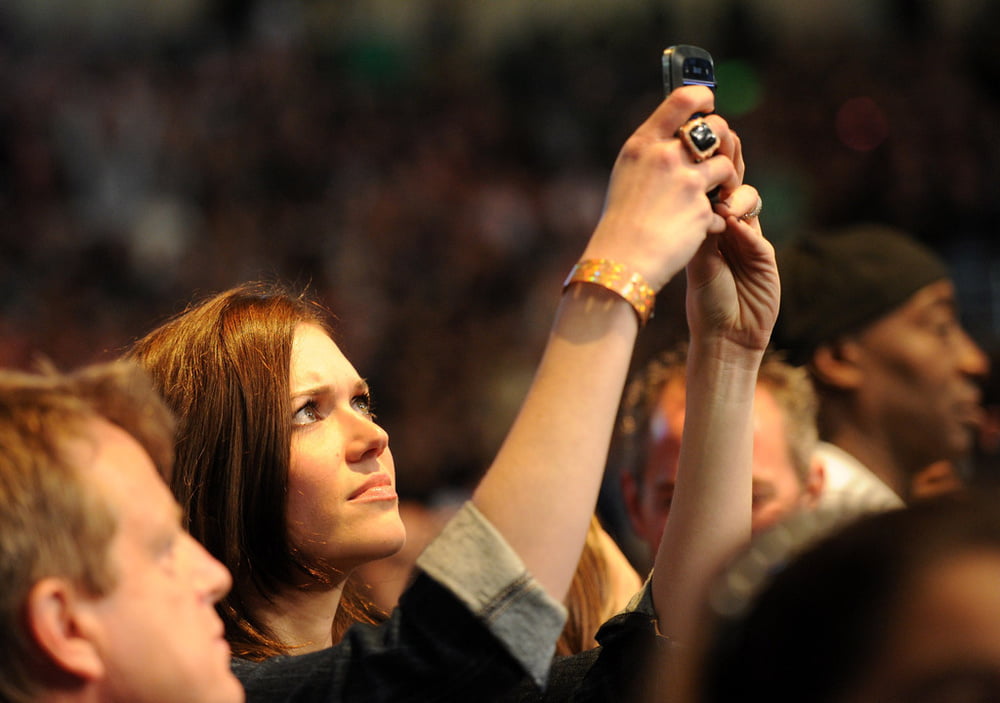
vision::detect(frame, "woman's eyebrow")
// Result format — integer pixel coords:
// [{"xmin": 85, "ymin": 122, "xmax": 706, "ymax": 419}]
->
[
  {"xmin": 290, "ymin": 383, "xmax": 330, "ymax": 399},
  {"xmin": 291, "ymin": 379, "xmax": 369, "ymax": 398}
]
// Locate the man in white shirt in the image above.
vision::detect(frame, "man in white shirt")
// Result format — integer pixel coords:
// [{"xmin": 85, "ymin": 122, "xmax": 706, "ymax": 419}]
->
[{"xmin": 774, "ymin": 224, "xmax": 988, "ymax": 510}]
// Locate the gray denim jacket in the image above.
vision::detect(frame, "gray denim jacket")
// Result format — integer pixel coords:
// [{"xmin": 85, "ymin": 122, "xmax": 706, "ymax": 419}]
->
[{"xmin": 235, "ymin": 502, "xmax": 568, "ymax": 702}]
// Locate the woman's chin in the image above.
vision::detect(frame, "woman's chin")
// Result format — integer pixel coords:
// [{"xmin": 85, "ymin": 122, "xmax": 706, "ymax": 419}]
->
[{"xmin": 336, "ymin": 527, "xmax": 409, "ymax": 573}]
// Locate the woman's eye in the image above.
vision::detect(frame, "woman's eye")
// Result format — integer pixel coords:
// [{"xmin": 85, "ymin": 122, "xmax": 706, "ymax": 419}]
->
[
  {"xmin": 293, "ymin": 400, "xmax": 321, "ymax": 426},
  {"xmin": 352, "ymin": 393, "xmax": 375, "ymax": 419}
]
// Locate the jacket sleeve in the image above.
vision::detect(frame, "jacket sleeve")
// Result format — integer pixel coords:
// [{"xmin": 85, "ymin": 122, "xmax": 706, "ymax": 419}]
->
[{"xmin": 235, "ymin": 502, "xmax": 567, "ymax": 702}]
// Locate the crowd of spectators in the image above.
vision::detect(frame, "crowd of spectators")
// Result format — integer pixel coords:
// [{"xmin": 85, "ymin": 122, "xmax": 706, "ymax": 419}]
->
[{"xmin": 2, "ymin": 2, "xmax": 1000, "ymax": 496}]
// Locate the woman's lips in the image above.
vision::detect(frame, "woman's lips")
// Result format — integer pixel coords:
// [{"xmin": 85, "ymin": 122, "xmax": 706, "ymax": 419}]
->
[{"xmin": 349, "ymin": 474, "xmax": 397, "ymax": 502}]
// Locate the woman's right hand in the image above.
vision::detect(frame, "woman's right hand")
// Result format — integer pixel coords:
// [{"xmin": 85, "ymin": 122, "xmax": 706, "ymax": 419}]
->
[{"xmin": 577, "ymin": 86, "xmax": 742, "ymax": 294}]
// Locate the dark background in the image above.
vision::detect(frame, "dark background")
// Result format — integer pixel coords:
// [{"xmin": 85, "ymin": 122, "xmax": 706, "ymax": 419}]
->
[{"xmin": 2, "ymin": 0, "xmax": 999, "ymax": 499}]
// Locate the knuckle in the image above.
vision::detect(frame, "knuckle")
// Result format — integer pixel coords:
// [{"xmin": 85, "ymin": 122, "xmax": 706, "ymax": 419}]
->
[
  {"xmin": 619, "ymin": 134, "xmax": 651, "ymax": 163},
  {"xmin": 674, "ymin": 168, "xmax": 704, "ymax": 192},
  {"xmin": 659, "ymin": 143, "xmax": 689, "ymax": 169},
  {"xmin": 634, "ymin": 139, "xmax": 687, "ymax": 171}
]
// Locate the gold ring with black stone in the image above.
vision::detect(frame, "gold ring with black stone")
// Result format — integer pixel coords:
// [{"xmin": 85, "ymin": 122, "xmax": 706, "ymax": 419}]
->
[{"xmin": 677, "ymin": 117, "xmax": 719, "ymax": 162}]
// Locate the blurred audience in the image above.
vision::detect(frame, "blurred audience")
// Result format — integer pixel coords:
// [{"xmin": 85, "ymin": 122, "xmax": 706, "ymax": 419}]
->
[{"xmin": 3, "ymin": 5, "xmax": 1000, "ymax": 504}]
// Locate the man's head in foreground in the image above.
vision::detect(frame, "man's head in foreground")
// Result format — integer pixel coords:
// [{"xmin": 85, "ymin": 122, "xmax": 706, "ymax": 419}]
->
[{"xmin": 0, "ymin": 361, "xmax": 242, "ymax": 703}]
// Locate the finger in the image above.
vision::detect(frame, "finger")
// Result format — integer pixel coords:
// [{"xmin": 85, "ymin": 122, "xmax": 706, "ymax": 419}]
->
[
  {"xmin": 707, "ymin": 211, "xmax": 729, "ymax": 235},
  {"xmin": 685, "ymin": 230, "xmax": 726, "ymax": 289},
  {"xmin": 674, "ymin": 113, "xmax": 735, "ymax": 167},
  {"xmin": 698, "ymin": 114, "xmax": 737, "ymax": 163},
  {"xmin": 725, "ymin": 213, "xmax": 763, "ymax": 240},
  {"xmin": 730, "ymin": 131, "xmax": 745, "ymax": 182},
  {"xmin": 700, "ymin": 153, "xmax": 740, "ymax": 200},
  {"xmin": 638, "ymin": 85, "xmax": 717, "ymax": 140},
  {"xmin": 715, "ymin": 185, "xmax": 760, "ymax": 221},
  {"xmin": 719, "ymin": 211, "xmax": 763, "ymax": 240},
  {"xmin": 721, "ymin": 205, "xmax": 771, "ymax": 255}
]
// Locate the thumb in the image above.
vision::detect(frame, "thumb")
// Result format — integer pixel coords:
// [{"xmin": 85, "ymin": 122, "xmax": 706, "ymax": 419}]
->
[{"xmin": 685, "ymin": 232, "xmax": 724, "ymax": 290}]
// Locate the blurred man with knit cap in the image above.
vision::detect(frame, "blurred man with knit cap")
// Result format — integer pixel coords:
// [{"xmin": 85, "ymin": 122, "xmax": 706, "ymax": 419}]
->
[{"xmin": 773, "ymin": 224, "xmax": 989, "ymax": 511}]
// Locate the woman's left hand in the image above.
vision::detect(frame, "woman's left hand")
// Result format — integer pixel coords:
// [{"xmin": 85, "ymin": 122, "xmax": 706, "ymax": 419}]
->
[{"xmin": 684, "ymin": 185, "xmax": 779, "ymax": 353}]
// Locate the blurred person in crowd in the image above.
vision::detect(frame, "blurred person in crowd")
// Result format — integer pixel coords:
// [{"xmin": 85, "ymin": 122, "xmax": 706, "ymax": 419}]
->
[
  {"xmin": 0, "ymin": 361, "xmax": 243, "ymax": 703},
  {"xmin": 556, "ymin": 516, "xmax": 643, "ymax": 656},
  {"xmin": 124, "ymin": 84, "xmax": 776, "ymax": 701},
  {"xmin": 617, "ymin": 345, "xmax": 824, "ymax": 570},
  {"xmin": 693, "ymin": 491, "xmax": 1000, "ymax": 703},
  {"xmin": 773, "ymin": 224, "xmax": 989, "ymax": 511}
]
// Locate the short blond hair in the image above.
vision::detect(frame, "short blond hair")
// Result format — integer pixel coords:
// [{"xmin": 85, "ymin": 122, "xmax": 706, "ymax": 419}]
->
[{"xmin": 616, "ymin": 345, "xmax": 818, "ymax": 484}]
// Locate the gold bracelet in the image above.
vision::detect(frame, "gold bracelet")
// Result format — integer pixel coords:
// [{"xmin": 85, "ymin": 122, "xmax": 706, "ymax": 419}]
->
[{"xmin": 562, "ymin": 259, "xmax": 656, "ymax": 326}]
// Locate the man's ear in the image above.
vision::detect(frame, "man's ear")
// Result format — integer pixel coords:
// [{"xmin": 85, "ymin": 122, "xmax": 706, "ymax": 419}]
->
[
  {"xmin": 26, "ymin": 578, "xmax": 105, "ymax": 682},
  {"xmin": 810, "ymin": 338, "xmax": 865, "ymax": 390}
]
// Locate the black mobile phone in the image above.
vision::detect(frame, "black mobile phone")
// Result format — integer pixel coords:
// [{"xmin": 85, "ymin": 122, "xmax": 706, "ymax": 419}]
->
[
  {"xmin": 664, "ymin": 45, "xmax": 720, "ymax": 200},
  {"xmin": 662, "ymin": 45, "xmax": 716, "ymax": 95}
]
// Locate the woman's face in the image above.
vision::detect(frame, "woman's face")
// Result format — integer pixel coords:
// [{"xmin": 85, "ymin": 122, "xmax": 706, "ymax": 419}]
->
[{"xmin": 286, "ymin": 323, "xmax": 405, "ymax": 576}]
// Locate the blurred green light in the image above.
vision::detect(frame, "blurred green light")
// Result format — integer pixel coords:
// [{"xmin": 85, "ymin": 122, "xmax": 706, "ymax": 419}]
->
[{"xmin": 715, "ymin": 60, "xmax": 762, "ymax": 117}]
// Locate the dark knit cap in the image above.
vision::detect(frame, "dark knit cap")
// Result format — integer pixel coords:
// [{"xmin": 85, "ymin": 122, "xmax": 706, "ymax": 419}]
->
[{"xmin": 773, "ymin": 224, "xmax": 949, "ymax": 366}]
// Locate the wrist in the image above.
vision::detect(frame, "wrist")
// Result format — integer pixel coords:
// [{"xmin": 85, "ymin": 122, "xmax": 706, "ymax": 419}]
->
[
  {"xmin": 556, "ymin": 282, "xmax": 639, "ymax": 340},
  {"xmin": 563, "ymin": 259, "xmax": 656, "ymax": 327},
  {"xmin": 686, "ymin": 335, "xmax": 767, "ymax": 376}
]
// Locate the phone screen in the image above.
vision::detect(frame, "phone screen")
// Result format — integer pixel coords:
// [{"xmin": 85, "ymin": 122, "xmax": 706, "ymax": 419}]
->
[
  {"xmin": 678, "ymin": 57, "xmax": 715, "ymax": 88},
  {"xmin": 663, "ymin": 45, "xmax": 716, "ymax": 95}
]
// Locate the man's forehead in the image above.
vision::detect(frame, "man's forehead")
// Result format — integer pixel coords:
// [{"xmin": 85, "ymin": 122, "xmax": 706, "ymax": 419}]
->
[
  {"xmin": 77, "ymin": 417, "xmax": 176, "ymax": 515},
  {"xmin": 650, "ymin": 378, "xmax": 686, "ymax": 440},
  {"xmin": 909, "ymin": 279, "xmax": 957, "ymax": 308},
  {"xmin": 876, "ymin": 278, "xmax": 957, "ymax": 327}
]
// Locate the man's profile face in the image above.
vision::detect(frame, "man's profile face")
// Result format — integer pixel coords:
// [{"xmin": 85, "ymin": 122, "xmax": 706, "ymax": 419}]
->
[
  {"xmin": 77, "ymin": 419, "xmax": 243, "ymax": 703},
  {"xmin": 851, "ymin": 279, "xmax": 988, "ymax": 484},
  {"xmin": 625, "ymin": 379, "xmax": 817, "ymax": 557}
]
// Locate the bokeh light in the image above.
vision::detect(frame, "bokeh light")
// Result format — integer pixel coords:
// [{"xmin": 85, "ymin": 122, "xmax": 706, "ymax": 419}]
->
[
  {"xmin": 835, "ymin": 96, "xmax": 890, "ymax": 152},
  {"xmin": 715, "ymin": 59, "xmax": 762, "ymax": 117}
]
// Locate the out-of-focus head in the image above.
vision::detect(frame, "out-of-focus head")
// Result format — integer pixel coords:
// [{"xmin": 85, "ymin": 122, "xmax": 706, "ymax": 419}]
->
[
  {"xmin": 699, "ymin": 493, "xmax": 1000, "ymax": 703},
  {"xmin": 774, "ymin": 224, "xmax": 951, "ymax": 366},
  {"xmin": 0, "ymin": 362, "xmax": 241, "ymax": 703},
  {"xmin": 618, "ymin": 346, "xmax": 822, "ymax": 559},
  {"xmin": 128, "ymin": 282, "xmax": 400, "ymax": 659},
  {"xmin": 751, "ymin": 359, "xmax": 825, "ymax": 530},
  {"xmin": 774, "ymin": 224, "xmax": 989, "ymax": 491}
]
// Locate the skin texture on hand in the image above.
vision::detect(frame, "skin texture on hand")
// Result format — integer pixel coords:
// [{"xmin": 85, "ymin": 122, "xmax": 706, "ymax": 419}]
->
[
  {"xmin": 472, "ymin": 86, "xmax": 758, "ymax": 605},
  {"xmin": 645, "ymin": 99, "xmax": 779, "ymax": 692},
  {"xmin": 687, "ymin": 189, "xmax": 779, "ymax": 354},
  {"xmin": 580, "ymin": 87, "xmax": 741, "ymax": 292}
]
